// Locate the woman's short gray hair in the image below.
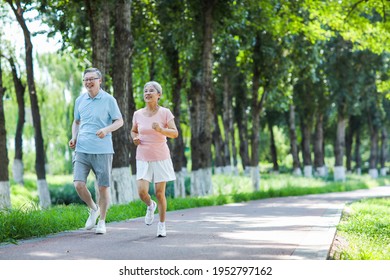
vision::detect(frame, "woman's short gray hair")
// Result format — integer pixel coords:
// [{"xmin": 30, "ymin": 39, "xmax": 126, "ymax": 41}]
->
[{"xmin": 144, "ymin": 81, "xmax": 162, "ymax": 94}]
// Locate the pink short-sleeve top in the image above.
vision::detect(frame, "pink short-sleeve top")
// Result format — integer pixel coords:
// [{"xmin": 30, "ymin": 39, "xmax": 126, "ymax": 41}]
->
[{"xmin": 133, "ymin": 107, "xmax": 174, "ymax": 161}]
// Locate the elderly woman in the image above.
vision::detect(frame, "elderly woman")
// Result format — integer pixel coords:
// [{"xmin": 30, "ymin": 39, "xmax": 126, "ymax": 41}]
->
[{"xmin": 131, "ymin": 81, "xmax": 178, "ymax": 237}]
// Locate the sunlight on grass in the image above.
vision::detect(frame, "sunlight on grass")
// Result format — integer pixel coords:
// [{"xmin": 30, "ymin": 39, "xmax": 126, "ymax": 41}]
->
[
  {"xmin": 10, "ymin": 184, "xmax": 39, "ymax": 209},
  {"xmin": 335, "ymin": 198, "xmax": 390, "ymax": 260}
]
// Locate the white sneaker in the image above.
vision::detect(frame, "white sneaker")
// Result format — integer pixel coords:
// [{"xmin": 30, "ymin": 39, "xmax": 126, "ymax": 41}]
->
[
  {"xmin": 145, "ymin": 200, "xmax": 157, "ymax": 225},
  {"xmin": 157, "ymin": 222, "xmax": 166, "ymax": 237},
  {"xmin": 85, "ymin": 206, "xmax": 100, "ymax": 230},
  {"xmin": 95, "ymin": 220, "xmax": 106, "ymax": 234}
]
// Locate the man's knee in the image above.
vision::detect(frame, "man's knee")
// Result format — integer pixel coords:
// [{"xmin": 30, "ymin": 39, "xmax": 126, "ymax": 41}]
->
[
  {"xmin": 98, "ymin": 186, "xmax": 109, "ymax": 196},
  {"xmin": 74, "ymin": 180, "xmax": 87, "ymax": 192}
]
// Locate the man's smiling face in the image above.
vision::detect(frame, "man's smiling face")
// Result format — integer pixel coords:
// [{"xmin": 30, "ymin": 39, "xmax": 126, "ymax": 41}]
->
[{"xmin": 83, "ymin": 73, "xmax": 101, "ymax": 96}]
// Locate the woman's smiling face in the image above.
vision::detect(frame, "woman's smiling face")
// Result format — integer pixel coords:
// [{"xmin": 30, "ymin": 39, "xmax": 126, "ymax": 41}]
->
[{"xmin": 144, "ymin": 85, "xmax": 161, "ymax": 103}]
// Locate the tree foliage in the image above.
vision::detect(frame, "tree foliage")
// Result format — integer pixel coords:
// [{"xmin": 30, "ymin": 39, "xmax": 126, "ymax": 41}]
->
[{"xmin": 0, "ymin": 0, "xmax": 389, "ymax": 202}]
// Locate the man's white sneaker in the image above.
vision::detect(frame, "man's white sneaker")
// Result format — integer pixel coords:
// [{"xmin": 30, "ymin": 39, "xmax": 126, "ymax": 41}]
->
[
  {"xmin": 95, "ymin": 220, "xmax": 106, "ymax": 234},
  {"xmin": 145, "ymin": 200, "xmax": 157, "ymax": 225},
  {"xmin": 85, "ymin": 206, "xmax": 100, "ymax": 230},
  {"xmin": 157, "ymin": 222, "xmax": 166, "ymax": 237}
]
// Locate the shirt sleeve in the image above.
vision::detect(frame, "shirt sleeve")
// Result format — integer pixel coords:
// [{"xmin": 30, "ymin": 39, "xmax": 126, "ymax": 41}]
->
[
  {"xmin": 132, "ymin": 111, "xmax": 138, "ymax": 127},
  {"xmin": 74, "ymin": 96, "xmax": 81, "ymax": 121},
  {"xmin": 165, "ymin": 108, "xmax": 175, "ymax": 125},
  {"xmin": 109, "ymin": 97, "xmax": 123, "ymax": 121}
]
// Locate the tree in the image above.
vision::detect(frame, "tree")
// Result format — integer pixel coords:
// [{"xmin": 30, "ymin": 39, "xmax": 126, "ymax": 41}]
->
[
  {"xmin": 7, "ymin": 0, "xmax": 51, "ymax": 207},
  {"xmin": 111, "ymin": 0, "xmax": 137, "ymax": 204},
  {"xmin": 0, "ymin": 49, "xmax": 11, "ymax": 209},
  {"xmin": 303, "ymin": 0, "xmax": 390, "ymax": 54},
  {"xmin": 288, "ymin": 103, "xmax": 302, "ymax": 175},
  {"xmin": 187, "ymin": 0, "xmax": 217, "ymax": 196},
  {"xmin": 156, "ymin": 0, "xmax": 189, "ymax": 197},
  {"xmin": 85, "ymin": 0, "xmax": 111, "ymax": 86},
  {"xmin": 325, "ymin": 37, "xmax": 361, "ymax": 181},
  {"xmin": 6, "ymin": 55, "xmax": 26, "ymax": 184}
]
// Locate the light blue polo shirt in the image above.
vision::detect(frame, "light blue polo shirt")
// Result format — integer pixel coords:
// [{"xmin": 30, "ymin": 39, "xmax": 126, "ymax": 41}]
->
[{"xmin": 74, "ymin": 89, "xmax": 122, "ymax": 154}]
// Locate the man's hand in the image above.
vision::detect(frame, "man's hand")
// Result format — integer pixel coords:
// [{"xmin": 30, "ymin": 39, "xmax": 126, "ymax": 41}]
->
[
  {"xmin": 69, "ymin": 138, "xmax": 77, "ymax": 149},
  {"xmin": 96, "ymin": 128, "xmax": 108, "ymax": 139}
]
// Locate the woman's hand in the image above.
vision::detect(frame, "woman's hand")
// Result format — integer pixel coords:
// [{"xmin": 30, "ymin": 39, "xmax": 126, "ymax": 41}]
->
[
  {"xmin": 133, "ymin": 136, "xmax": 141, "ymax": 146},
  {"xmin": 152, "ymin": 122, "xmax": 162, "ymax": 133}
]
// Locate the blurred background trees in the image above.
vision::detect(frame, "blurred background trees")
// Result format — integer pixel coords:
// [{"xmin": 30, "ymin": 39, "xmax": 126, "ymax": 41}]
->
[{"xmin": 0, "ymin": 0, "xmax": 389, "ymax": 208}]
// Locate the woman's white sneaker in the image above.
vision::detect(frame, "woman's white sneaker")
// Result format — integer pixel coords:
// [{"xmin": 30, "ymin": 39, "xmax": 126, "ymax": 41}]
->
[
  {"xmin": 157, "ymin": 222, "xmax": 166, "ymax": 237},
  {"xmin": 145, "ymin": 200, "xmax": 157, "ymax": 225}
]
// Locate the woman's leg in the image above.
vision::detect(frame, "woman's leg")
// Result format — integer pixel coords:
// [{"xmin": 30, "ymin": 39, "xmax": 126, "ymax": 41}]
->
[
  {"xmin": 155, "ymin": 181, "xmax": 167, "ymax": 222},
  {"xmin": 137, "ymin": 179, "xmax": 152, "ymax": 206}
]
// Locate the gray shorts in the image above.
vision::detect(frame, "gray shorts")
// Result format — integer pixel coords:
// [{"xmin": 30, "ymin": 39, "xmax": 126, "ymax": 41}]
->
[{"xmin": 73, "ymin": 152, "xmax": 113, "ymax": 187}]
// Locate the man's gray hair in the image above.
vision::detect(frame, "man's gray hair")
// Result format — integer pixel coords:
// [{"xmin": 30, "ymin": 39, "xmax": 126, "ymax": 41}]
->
[
  {"xmin": 84, "ymin": 68, "xmax": 102, "ymax": 78},
  {"xmin": 144, "ymin": 81, "xmax": 163, "ymax": 94}
]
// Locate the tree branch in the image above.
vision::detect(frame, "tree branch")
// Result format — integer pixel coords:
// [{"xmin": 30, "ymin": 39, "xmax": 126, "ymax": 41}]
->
[{"xmin": 345, "ymin": 0, "xmax": 369, "ymax": 21}]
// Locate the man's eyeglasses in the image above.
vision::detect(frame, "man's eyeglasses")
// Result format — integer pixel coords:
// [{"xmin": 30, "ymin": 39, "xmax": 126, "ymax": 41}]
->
[{"xmin": 83, "ymin": 77, "xmax": 100, "ymax": 82}]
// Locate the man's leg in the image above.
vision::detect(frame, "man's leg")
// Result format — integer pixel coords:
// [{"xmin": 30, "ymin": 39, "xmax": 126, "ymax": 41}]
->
[
  {"xmin": 98, "ymin": 186, "xmax": 110, "ymax": 221},
  {"xmin": 74, "ymin": 180, "xmax": 98, "ymax": 210},
  {"xmin": 75, "ymin": 180, "xmax": 100, "ymax": 230}
]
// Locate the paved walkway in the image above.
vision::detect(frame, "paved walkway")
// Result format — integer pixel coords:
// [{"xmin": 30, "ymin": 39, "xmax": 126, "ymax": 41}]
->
[{"xmin": 1, "ymin": 186, "xmax": 390, "ymax": 260}]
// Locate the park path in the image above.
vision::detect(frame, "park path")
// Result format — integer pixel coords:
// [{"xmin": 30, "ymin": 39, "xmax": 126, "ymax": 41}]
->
[{"xmin": 1, "ymin": 186, "xmax": 390, "ymax": 260}]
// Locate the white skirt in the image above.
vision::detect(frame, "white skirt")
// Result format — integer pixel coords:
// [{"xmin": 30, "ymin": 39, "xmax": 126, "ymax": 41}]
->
[{"xmin": 136, "ymin": 159, "xmax": 176, "ymax": 183}]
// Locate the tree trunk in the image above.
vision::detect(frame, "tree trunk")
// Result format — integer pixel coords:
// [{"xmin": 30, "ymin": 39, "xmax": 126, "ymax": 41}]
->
[
  {"xmin": 0, "ymin": 55, "xmax": 11, "ymax": 209},
  {"xmin": 235, "ymin": 74, "xmax": 250, "ymax": 173},
  {"xmin": 250, "ymin": 106, "xmax": 261, "ymax": 189},
  {"xmin": 300, "ymin": 119, "xmax": 312, "ymax": 178},
  {"xmin": 269, "ymin": 121, "xmax": 279, "ymax": 173},
  {"xmin": 230, "ymin": 122, "xmax": 239, "ymax": 175},
  {"xmin": 128, "ymin": 63, "xmax": 138, "ymax": 198},
  {"xmin": 334, "ymin": 114, "xmax": 346, "ymax": 181},
  {"xmin": 189, "ymin": 77, "xmax": 213, "ymax": 196},
  {"xmin": 168, "ymin": 49, "xmax": 187, "ymax": 198},
  {"xmin": 7, "ymin": 56, "xmax": 25, "ymax": 184},
  {"xmin": 222, "ymin": 75, "xmax": 233, "ymax": 174},
  {"xmin": 8, "ymin": 0, "xmax": 51, "ymax": 208},
  {"xmin": 380, "ymin": 127, "xmax": 388, "ymax": 176},
  {"xmin": 314, "ymin": 112, "xmax": 326, "ymax": 177},
  {"xmin": 250, "ymin": 34, "xmax": 267, "ymax": 190},
  {"xmin": 127, "ymin": 63, "xmax": 138, "ymax": 176},
  {"xmin": 212, "ymin": 112, "xmax": 226, "ymax": 174},
  {"xmin": 368, "ymin": 122, "xmax": 379, "ymax": 178},
  {"xmin": 111, "ymin": 0, "xmax": 136, "ymax": 204},
  {"xmin": 188, "ymin": 0, "xmax": 215, "ymax": 196},
  {"xmin": 288, "ymin": 105, "xmax": 301, "ymax": 175},
  {"xmin": 85, "ymin": 0, "xmax": 111, "ymax": 86},
  {"xmin": 345, "ymin": 117, "xmax": 353, "ymax": 173},
  {"xmin": 354, "ymin": 130, "xmax": 362, "ymax": 175}
]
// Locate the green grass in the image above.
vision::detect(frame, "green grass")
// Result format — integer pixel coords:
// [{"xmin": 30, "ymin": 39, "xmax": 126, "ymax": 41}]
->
[
  {"xmin": 331, "ymin": 198, "xmax": 390, "ymax": 260},
  {"xmin": 1, "ymin": 173, "xmax": 389, "ymax": 245}
]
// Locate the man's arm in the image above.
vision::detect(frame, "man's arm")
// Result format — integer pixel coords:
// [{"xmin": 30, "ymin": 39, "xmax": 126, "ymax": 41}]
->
[{"xmin": 69, "ymin": 119, "xmax": 80, "ymax": 149}]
